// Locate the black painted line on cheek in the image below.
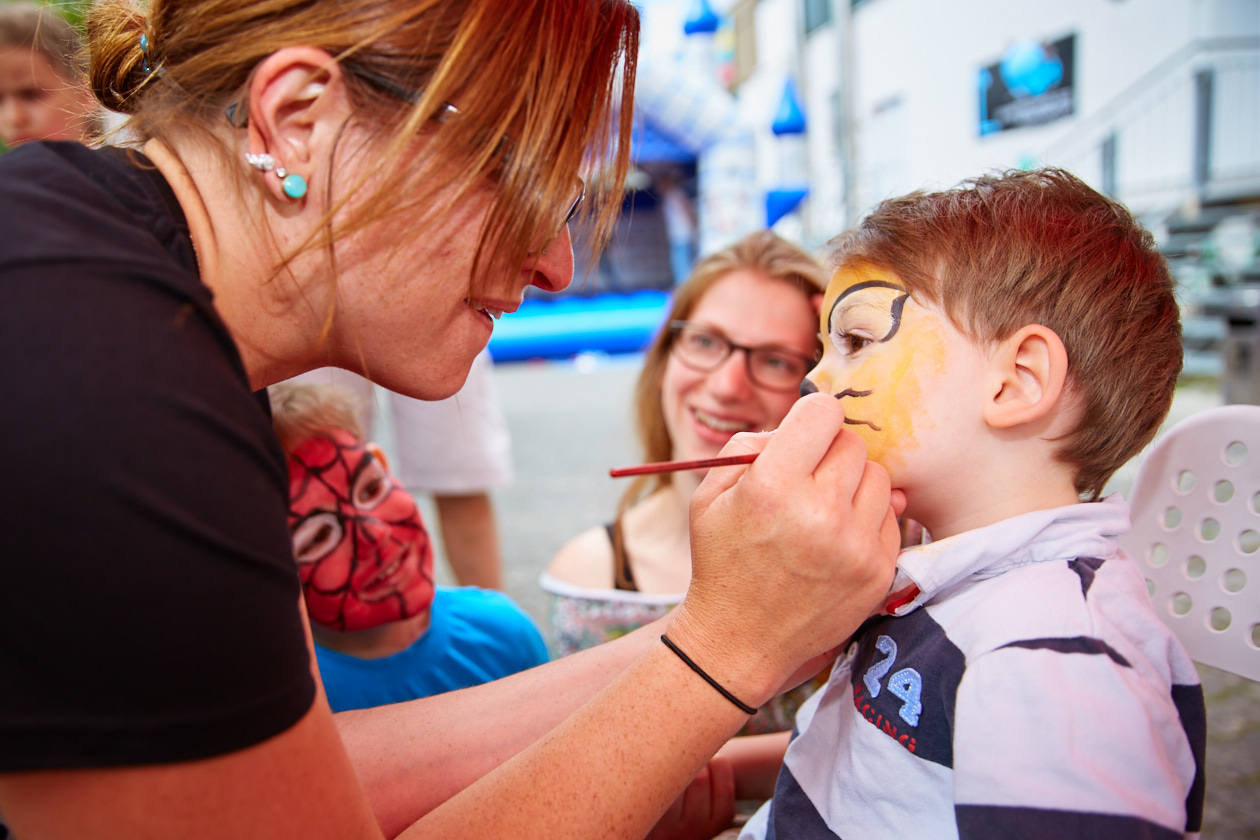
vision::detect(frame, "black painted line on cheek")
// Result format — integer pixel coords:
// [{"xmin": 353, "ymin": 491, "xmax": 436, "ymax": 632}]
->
[
  {"xmin": 833, "ymin": 388, "xmax": 880, "ymax": 431},
  {"xmin": 802, "ymin": 380, "xmax": 881, "ymax": 429}
]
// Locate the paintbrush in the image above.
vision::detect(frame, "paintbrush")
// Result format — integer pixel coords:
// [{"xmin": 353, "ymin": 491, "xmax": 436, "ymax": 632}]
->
[
  {"xmin": 611, "ymin": 450, "xmax": 924, "ymax": 613},
  {"xmin": 609, "ymin": 452, "xmax": 759, "ymax": 478},
  {"xmin": 609, "ymin": 388, "xmax": 873, "ymax": 478}
]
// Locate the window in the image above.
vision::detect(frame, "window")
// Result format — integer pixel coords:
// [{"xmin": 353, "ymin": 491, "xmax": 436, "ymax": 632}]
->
[
  {"xmin": 804, "ymin": 0, "xmax": 832, "ymax": 32},
  {"xmin": 730, "ymin": 0, "xmax": 758, "ymax": 90}
]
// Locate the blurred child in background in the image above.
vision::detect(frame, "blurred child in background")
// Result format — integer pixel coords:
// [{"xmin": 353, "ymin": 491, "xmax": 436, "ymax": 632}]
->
[
  {"xmin": 270, "ymin": 381, "xmax": 547, "ymax": 712},
  {"xmin": 0, "ymin": 3, "xmax": 96, "ymax": 148}
]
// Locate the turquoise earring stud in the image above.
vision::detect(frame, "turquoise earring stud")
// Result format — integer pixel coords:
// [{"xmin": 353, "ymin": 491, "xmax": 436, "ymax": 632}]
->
[
  {"xmin": 245, "ymin": 152, "xmax": 307, "ymax": 200},
  {"xmin": 281, "ymin": 172, "xmax": 307, "ymax": 199}
]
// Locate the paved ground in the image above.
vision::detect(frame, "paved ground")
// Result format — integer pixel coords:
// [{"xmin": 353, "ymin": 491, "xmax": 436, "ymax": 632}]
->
[
  {"xmin": 401, "ymin": 359, "xmax": 1258, "ymax": 838},
  {"xmin": 421, "ymin": 354, "xmax": 643, "ymax": 623}
]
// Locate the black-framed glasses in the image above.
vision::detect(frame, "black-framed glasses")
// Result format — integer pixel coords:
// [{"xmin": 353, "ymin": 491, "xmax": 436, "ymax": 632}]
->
[
  {"xmin": 668, "ymin": 321, "xmax": 818, "ymax": 393},
  {"xmin": 224, "ymin": 64, "xmax": 585, "ymax": 231}
]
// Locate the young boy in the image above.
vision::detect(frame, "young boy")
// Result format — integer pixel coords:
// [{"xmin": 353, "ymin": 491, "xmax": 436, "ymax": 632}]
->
[
  {"xmin": 268, "ymin": 381, "xmax": 548, "ymax": 712},
  {"xmin": 740, "ymin": 168, "xmax": 1204, "ymax": 839}
]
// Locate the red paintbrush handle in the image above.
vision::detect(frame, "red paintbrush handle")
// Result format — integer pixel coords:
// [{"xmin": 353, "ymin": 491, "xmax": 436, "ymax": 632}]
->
[{"xmin": 609, "ymin": 452, "xmax": 759, "ymax": 478}]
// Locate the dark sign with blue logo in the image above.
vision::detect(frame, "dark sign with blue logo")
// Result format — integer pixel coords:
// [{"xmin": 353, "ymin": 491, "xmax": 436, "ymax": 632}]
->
[{"xmin": 978, "ymin": 34, "xmax": 1075, "ymax": 136}]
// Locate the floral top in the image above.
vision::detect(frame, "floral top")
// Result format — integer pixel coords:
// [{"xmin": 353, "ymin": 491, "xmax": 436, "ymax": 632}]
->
[{"xmin": 539, "ymin": 573, "xmax": 824, "ymax": 735}]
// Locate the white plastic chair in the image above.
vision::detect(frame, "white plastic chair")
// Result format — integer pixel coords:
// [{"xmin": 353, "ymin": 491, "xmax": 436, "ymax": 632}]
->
[{"xmin": 1119, "ymin": 404, "xmax": 1260, "ymax": 681}]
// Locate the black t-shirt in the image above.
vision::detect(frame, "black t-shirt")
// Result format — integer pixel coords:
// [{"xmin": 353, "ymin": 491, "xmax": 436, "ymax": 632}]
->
[{"xmin": 0, "ymin": 142, "xmax": 315, "ymax": 771}]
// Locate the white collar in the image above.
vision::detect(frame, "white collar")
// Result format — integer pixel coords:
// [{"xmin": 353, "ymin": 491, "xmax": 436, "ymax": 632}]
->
[{"xmin": 883, "ymin": 494, "xmax": 1130, "ymax": 616}]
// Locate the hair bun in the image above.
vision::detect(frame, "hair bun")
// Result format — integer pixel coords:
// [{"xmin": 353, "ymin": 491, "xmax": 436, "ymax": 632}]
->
[{"xmin": 85, "ymin": 0, "xmax": 153, "ymax": 114}]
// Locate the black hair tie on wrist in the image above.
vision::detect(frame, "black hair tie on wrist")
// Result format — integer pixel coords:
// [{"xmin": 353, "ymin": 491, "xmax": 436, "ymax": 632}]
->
[{"xmin": 660, "ymin": 634, "xmax": 759, "ymax": 716}]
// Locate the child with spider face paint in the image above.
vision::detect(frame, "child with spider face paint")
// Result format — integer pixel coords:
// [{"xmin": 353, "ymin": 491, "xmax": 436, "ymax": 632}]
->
[
  {"xmin": 287, "ymin": 425, "xmax": 435, "ymax": 631},
  {"xmin": 271, "ymin": 381, "xmax": 547, "ymax": 711},
  {"xmin": 743, "ymin": 169, "xmax": 1205, "ymax": 840}
]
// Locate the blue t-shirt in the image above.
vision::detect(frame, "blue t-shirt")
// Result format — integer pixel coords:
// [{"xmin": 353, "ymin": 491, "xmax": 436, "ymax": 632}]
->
[{"xmin": 315, "ymin": 587, "xmax": 549, "ymax": 712}]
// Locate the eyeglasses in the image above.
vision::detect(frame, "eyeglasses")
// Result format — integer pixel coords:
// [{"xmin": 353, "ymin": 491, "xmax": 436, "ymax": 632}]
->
[
  {"xmin": 668, "ymin": 321, "xmax": 819, "ymax": 393},
  {"xmin": 225, "ymin": 64, "xmax": 585, "ymax": 232}
]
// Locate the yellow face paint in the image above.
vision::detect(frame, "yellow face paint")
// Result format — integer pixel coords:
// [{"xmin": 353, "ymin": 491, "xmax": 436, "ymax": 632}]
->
[{"xmin": 807, "ymin": 264, "xmax": 951, "ymax": 475}]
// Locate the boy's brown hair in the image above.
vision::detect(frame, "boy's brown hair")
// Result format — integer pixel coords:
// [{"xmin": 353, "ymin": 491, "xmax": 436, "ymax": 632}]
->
[
  {"xmin": 828, "ymin": 167, "xmax": 1181, "ymax": 499},
  {"xmin": 268, "ymin": 381, "xmax": 364, "ymax": 456}
]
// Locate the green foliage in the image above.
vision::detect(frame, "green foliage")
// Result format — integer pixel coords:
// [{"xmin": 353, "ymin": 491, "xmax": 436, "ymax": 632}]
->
[
  {"xmin": 36, "ymin": 0, "xmax": 89, "ymax": 29},
  {"xmin": 0, "ymin": 0, "xmax": 92, "ymax": 153}
]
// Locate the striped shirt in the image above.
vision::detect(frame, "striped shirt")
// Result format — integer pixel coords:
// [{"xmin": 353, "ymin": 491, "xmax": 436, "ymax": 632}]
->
[{"xmin": 741, "ymin": 496, "xmax": 1205, "ymax": 840}]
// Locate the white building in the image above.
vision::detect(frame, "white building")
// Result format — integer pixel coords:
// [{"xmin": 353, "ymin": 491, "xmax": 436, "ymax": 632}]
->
[{"xmin": 694, "ymin": 0, "xmax": 1259, "ymax": 257}]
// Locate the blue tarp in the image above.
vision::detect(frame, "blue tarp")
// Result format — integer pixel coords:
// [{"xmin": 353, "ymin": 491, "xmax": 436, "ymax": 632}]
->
[
  {"xmin": 487, "ymin": 290, "xmax": 671, "ymax": 362},
  {"xmin": 633, "ymin": 118, "xmax": 698, "ymax": 164}
]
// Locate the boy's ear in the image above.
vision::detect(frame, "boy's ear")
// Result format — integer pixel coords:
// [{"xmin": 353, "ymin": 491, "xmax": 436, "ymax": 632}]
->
[
  {"xmin": 983, "ymin": 324, "xmax": 1069, "ymax": 429},
  {"xmin": 365, "ymin": 442, "xmax": 392, "ymax": 473},
  {"xmin": 244, "ymin": 47, "xmax": 352, "ymax": 203}
]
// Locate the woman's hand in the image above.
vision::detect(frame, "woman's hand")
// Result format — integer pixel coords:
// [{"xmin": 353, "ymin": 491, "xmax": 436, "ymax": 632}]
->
[
  {"xmin": 669, "ymin": 392, "xmax": 905, "ymax": 709},
  {"xmin": 643, "ymin": 756, "xmax": 736, "ymax": 840}
]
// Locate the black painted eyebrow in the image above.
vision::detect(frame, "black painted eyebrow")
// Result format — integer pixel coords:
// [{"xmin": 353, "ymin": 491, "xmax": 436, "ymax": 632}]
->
[
  {"xmin": 828, "ymin": 280, "xmax": 910, "ymax": 343},
  {"xmin": 835, "ymin": 279, "xmax": 906, "ymax": 302}
]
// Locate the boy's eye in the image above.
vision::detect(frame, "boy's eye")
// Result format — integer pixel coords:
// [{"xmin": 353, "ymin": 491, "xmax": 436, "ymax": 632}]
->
[
  {"xmin": 291, "ymin": 512, "xmax": 343, "ymax": 564},
  {"xmin": 846, "ymin": 334, "xmax": 872, "ymax": 354},
  {"xmin": 352, "ymin": 458, "xmax": 393, "ymax": 510},
  {"xmin": 832, "ymin": 329, "xmax": 873, "ymax": 356},
  {"xmin": 826, "ymin": 285, "xmax": 910, "ymax": 353}
]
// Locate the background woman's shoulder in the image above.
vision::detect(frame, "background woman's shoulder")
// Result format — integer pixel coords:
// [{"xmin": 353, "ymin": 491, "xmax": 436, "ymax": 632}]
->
[{"xmin": 545, "ymin": 524, "xmax": 616, "ymax": 589}]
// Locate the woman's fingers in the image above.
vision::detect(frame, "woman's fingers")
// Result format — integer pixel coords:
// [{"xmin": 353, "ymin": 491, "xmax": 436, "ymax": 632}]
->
[
  {"xmin": 752, "ymin": 392, "xmax": 849, "ymax": 480},
  {"xmin": 690, "ymin": 392, "xmax": 851, "ymax": 533},
  {"xmin": 808, "ymin": 407, "xmax": 874, "ymax": 504},
  {"xmin": 890, "ymin": 488, "xmax": 908, "ymax": 518},
  {"xmin": 689, "ymin": 431, "xmax": 773, "ymax": 513}
]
